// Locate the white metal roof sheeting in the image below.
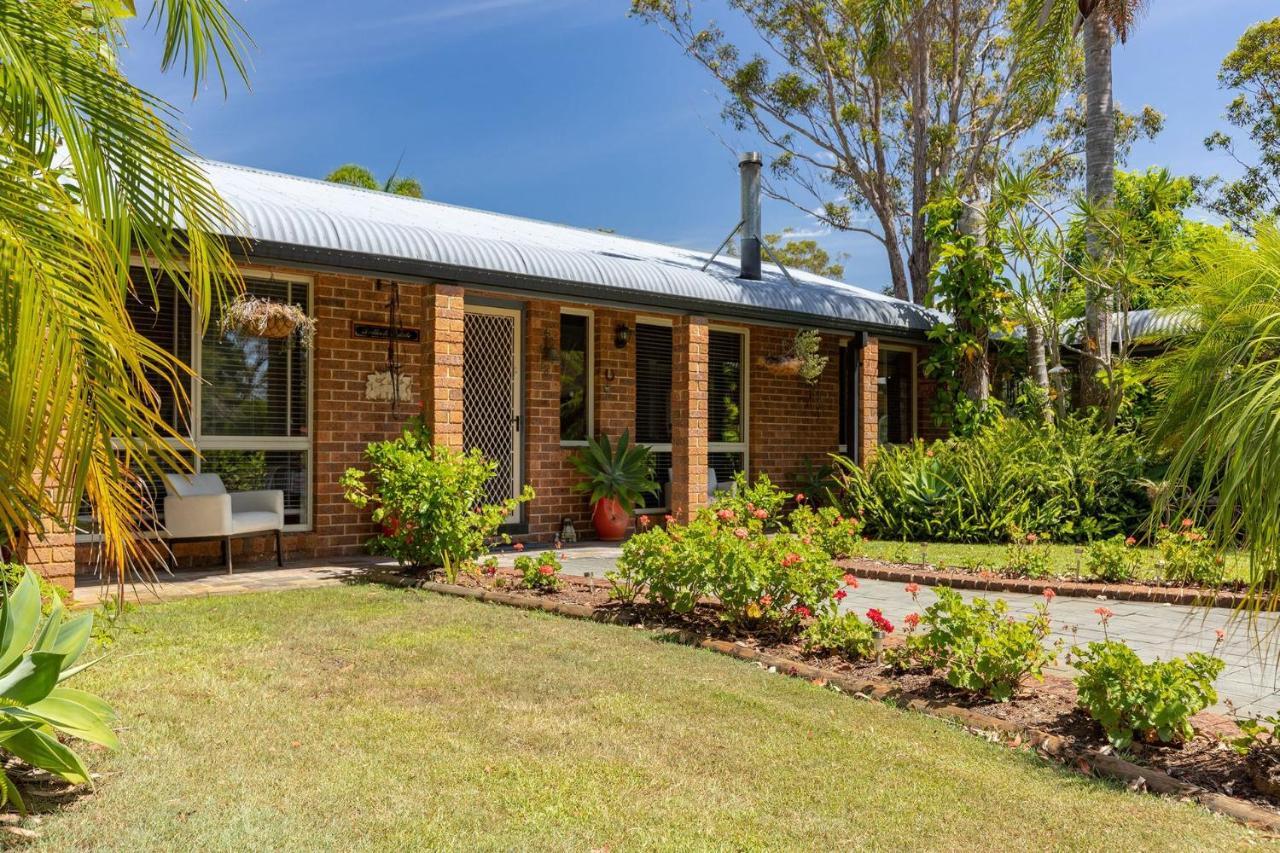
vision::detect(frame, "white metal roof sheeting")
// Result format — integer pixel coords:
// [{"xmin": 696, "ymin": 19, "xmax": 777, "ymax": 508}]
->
[{"xmin": 202, "ymin": 160, "xmax": 940, "ymax": 332}]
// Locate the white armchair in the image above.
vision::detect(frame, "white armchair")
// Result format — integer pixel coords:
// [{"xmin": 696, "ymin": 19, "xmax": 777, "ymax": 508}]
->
[{"xmin": 162, "ymin": 473, "xmax": 285, "ymax": 573}]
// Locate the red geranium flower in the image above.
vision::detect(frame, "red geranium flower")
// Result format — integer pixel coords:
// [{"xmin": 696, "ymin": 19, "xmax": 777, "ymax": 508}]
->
[
  {"xmin": 1042, "ymin": 588, "xmax": 1056, "ymax": 602},
  {"xmin": 866, "ymin": 608, "xmax": 894, "ymax": 633},
  {"xmin": 904, "ymin": 582, "xmax": 920, "ymax": 598},
  {"xmin": 842, "ymin": 573, "xmax": 860, "ymax": 589},
  {"xmin": 793, "ymin": 604, "xmax": 812, "ymax": 619},
  {"xmin": 795, "ymin": 493, "xmax": 807, "ymax": 504},
  {"xmin": 760, "ymin": 593, "xmax": 773, "ymax": 608},
  {"xmin": 904, "ymin": 612, "xmax": 921, "ymax": 630},
  {"xmin": 1094, "ymin": 606, "xmax": 1114, "ymax": 624},
  {"xmin": 833, "ymin": 588, "xmax": 847, "ymax": 602}
]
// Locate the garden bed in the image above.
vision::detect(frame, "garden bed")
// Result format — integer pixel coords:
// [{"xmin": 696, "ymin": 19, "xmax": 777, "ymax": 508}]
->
[
  {"xmin": 373, "ymin": 565, "xmax": 1280, "ymax": 832},
  {"xmin": 843, "ymin": 556, "xmax": 1268, "ymax": 608}
]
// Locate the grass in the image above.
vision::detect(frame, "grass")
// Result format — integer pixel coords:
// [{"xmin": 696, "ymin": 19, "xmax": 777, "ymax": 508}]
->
[
  {"xmin": 858, "ymin": 538, "xmax": 1252, "ymax": 584},
  {"xmin": 31, "ymin": 585, "xmax": 1256, "ymax": 851}
]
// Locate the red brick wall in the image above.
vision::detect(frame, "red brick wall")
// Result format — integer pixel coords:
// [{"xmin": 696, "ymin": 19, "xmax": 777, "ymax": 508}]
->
[
  {"xmin": 671, "ymin": 316, "xmax": 709, "ymax": 522},
  {"xmin": 747, "ymin": 325, "xmax": 843, "ymax": 491}
]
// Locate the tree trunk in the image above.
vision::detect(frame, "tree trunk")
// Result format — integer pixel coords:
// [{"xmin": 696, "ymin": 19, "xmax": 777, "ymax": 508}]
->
[
  {"xmin": 881, "ymin": 213, "xmax": 911, "ymax": 301},
  {"xmin": 1026, "ymin": 322, "xmax": 1053, "ymax": 424},
  {"xmin": 1080, "ymin": 10, "xmax": 1114, "ymax": 410},
  {"xmin": 908, "ymin": 8, "xmax": 932, "ymax": 306}
]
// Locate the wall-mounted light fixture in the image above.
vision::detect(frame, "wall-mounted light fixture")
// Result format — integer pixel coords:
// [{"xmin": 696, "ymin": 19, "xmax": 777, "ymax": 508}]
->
[{"xmin": 614, "ymin": 322, "xmax": 631, "ymax": 349}]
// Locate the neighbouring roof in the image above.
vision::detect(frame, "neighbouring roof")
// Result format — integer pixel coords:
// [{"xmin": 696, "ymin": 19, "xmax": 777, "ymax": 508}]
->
[
  {"xmin": 201, "ymin": 160, "xmax": 940, "ymax": 335},
  {"xmin": 1059, "ymin": 308, "xmax": 1194, "ymax": 346}
]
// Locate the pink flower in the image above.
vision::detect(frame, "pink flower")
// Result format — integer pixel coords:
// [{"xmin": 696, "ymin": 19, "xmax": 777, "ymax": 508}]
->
[
  {"xmin": 638, "ymin": 514, "xmax": 652, "ymax": 529},
  {"xmin": 513, "ymin": 542, "xmax": 525, "ymax": 552},
  {"xmin": 1042, "ymin": 588, "xmax": 1056, "ymax": 602},
  {"xmin": 792, "ymin": 604, "xmax": 812, "ymax": 619},
  {"xmin": 1026, "ymin": 532, "xmax": 1038, "ymax": 544},
  {"xmin": 904, "ymin": 612, "xmax": 921, "ymax": 630},
  {"xmin": 1215, "ymin": 628, "xmax": 1226, "ymax": 641},
  {"xmin": 842, "ymin": 573, "xmax": 859, "ymax": 589},
  {"xmin": 833, "ymin": 589, "xmax": 847, "ymax": 602},
  {"xmin": 753, "ymin": 508, "xmax": 768, "ymax": 520},
  {"xmin": 1182, "ymin": 518, "xmax": 1194, "ymax": 529},
  {"xmin": 904, "ymin": 582, "xmax": 920, "ymax": 598},
  {"xmin": 733, "ymin": 527, "xmax": 750, "ymax": 540},
  {"xmin": 1125, "ymin": 536, "xmax": 1137, "ymax": 547},
  {"xmin": 716, "ymin": 508, "xmax": 735, "ymax": 522},
  {"xmin": 1094, "ymin": 606, "xmax": 1114, "ymax": 624},
  {"xmin": 781, "ymin": 552, "xmax": 802, "ymax": 568},
  {"xmin": 801, "ymin": 536, "xmax": 812, "ymax": 545},
  {"xmin": 795, "ymin": 493, "xmax": 807, "ymax": 504},
  {"xmin": 537, "ymin": 564, "xmax": 554, "ymax": 576},
  {"xmin": 664, "ymin": 514, "xmax": 676, "ymax": 524},
  {"xmin": 760, "ymin": 594, "xmax": 773, "ymax": 608}
]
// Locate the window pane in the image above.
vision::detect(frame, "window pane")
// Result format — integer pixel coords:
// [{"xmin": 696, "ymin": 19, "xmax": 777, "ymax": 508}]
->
[
  {"xmin": 559, "ymin": 313, "xmax": 589, "ymax": 442},
  {"xmin": 708, "ymin": 451, "xmax": 744, "ymax": 490},
  {"xmin": 201, "ymin": 280, "xmax": 310, "ymax": 438},
  {"xmin": 126, "ymin": 268, "xmax": 192, "ymax": 430},
  {"xmin": 634, "ymin": 324, "xmax": 672, "ymax": 445},
  {"xmin": 878, "ymin": 349, "xmax": 914, "ymax": 445},
  {"xmin": 643, "ymin": 450, "xmax": 673, "ymax": 511},
  {"xmin": 201, "ymin": 449, "xmax": 308, "ymax": 526},
  {"xmin": 708, "ymin": 330, "xmax": 743, "ymax": 444}
]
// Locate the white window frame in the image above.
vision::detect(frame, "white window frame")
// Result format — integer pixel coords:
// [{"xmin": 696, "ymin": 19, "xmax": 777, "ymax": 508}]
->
[
  {"xmin": 708, "ymin": 324, "xmax": 749, "ymax": 476},
  {"xmin": 78, "ymin": 267, "xmax": 315, "ymax": 543},
  {"xmin": 876, "ymin": 342, "xmax": 918, "ymax": 445},
  {"xmin": 558, "ymin": 307, "xmax": 594, "ymax": 447}
]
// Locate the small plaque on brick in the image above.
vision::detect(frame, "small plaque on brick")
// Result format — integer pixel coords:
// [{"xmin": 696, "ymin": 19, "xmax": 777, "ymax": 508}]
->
[{"xmin": 352, "ymin": 323, "xmax": 420, "ymax": 342}]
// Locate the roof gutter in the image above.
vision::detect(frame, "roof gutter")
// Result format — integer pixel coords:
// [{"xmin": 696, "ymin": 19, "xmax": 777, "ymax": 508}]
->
[{"xmin": 232, "ymin": 238, "xmax": 934, "ymax": 340}]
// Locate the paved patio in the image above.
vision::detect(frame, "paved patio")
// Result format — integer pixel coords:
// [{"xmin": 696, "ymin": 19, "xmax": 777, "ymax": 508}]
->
[{"xmin": 75, "ymin": 542, "xmax": 1280, "ymax": 717}]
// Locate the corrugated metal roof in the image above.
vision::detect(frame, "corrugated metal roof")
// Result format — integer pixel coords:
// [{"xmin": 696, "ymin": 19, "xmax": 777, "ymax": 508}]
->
[
  {"xmin": 1058, "ymin": 309, "xmax": 1194, "ymax": 346},
  {"xmin": 201, "ymin": 160, "xmax": 940, "ymax": 333}
]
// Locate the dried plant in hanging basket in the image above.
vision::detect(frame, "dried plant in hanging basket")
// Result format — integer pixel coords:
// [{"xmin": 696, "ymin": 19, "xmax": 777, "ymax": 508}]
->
[
  {"xmin": 760, "ymin": 329, "xmax": 828, "ymax": 385},
  {"xmin": 220, "ymin": 295, "xmax": 316, "ymax": 348}
]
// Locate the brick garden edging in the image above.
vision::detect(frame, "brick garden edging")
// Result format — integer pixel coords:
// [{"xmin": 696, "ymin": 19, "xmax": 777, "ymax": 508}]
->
[
  {"xmin": 845, "ymin": 559, "xmax": 1262, "ymax": 610},
  {"xmin": 372, "ymin": 570, "xmax": 1280, "ymax": 834}
]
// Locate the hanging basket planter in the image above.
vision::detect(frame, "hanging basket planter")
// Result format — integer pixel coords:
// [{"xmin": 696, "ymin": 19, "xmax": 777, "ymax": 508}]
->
[
  {"xmin": 760, "ymin": 354, "xmax": 805, "ymax": 376},
  {"xmin": 220, "ymin": 295, "xmax": 317, "ymax": 349}
]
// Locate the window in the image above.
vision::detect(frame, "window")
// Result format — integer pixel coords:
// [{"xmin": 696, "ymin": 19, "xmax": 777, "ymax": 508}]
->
[
  {"xmin": 634, "ymin": 322, "xmax": 672, "ymax": 510},
  {"xmin": 559, "ymin": 311, "xmax": 591, "ymax": 443},
  {"xmin": 81, "ymin": 270, "xmax": 313, "ymax": 537},
  {"xmin": 877, "ymin": 347, "xmax": 916, "ymax": 445},
  {"xmin": 708, "ymin": 328, "xmax": 747, "ymax": 483}
]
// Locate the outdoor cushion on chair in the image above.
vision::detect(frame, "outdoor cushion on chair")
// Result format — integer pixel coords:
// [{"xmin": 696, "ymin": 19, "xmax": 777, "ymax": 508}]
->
[{"xmin": 161, "ymin": 473, "xmax": 285, "ymax": 573}]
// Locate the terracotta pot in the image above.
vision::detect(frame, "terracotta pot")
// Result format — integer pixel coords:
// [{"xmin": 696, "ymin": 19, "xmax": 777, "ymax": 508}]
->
[{"xmin": 591, "ymin": 497, "xmax": 630, "ymax": 541}]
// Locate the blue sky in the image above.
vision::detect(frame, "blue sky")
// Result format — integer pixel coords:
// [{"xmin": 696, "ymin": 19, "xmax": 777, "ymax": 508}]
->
[{"xmin": 124, "ymin": 0, "xmax": 1277, "ymax": 294}]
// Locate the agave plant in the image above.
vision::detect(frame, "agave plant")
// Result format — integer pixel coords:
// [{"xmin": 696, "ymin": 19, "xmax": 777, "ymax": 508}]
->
[
  {"xmin": 570, "ymin": 431, "xmax": 659, "ymax": 514},
  {"xmin": 0, "ymin": 569, "xmax": 115, "ymax": 813}
]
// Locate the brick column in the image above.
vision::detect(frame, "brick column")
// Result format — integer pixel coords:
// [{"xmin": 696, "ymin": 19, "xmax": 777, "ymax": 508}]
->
[
  {"xmin": 671, "ymin": 315, "xmax": 709, "ymax": 523},
  {"xmin": 858, "ymin": 336, "xmax": 880, "ymax": 466},
  {"xmin": 421, "ymin": 284, "xmax": 465, "ymax": 449}
]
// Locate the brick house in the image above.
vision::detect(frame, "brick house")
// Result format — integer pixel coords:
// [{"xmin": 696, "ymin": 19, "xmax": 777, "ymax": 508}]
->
[{"xmin": 55, "ymin": 155, "xmax": 943, "ymax": 589}]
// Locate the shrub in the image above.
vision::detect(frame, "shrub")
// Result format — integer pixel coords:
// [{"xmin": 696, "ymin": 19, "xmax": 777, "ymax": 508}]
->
[
  {"xmin": 341, "ymin": 418, "xmax": 534, "ymax": 570},
  {"xmin": 1071, "ymin": 641, "xmax": 1223, "ymax": 748},
  {"xmin": 515, "ymin": 553, "xmax": 563, "ymax": 592},
  {"xmin": 1157, "ymin": 521, "xmax": 1224, "ymax": 586},
  {"xmin": 711, "ymin": 472, "xmax": 790, "ymax": 531},
  {"xmin": 830, "ymin": 415, "xmax": 1148, "ymax": 543},
  {"xmin": 803, "ymin": 610, "xmax": 875, "ymax": 660},
  {"xmin": 0, "ymin": 568, "xmax": 117, "ymax": 813},
  {"xmin": 0, "ymin": 561, "xmax": 70, "ymax": 614},
  {"xmin": 1083, "ymin": 535, "xmax": 1143, "ymax": 582},
  {"xmin": 788, "ymin": 504, "xmax": 863, "ymax": 559},
  {"xmin": 895, "ymin": 588, "xmax": 1060, "ymax": 701},
  {"xmin": 612, "ymin": 485, "xmax": 843, "ymax": 628},
  {"xmin": 1002, "ymin": 533, "xmax": 1053, "ymax": 579}
]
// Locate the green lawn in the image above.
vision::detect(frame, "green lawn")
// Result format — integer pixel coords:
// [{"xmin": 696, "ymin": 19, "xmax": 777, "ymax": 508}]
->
[
  {"xmin": 858, "ymin": 538, "xmax": 1253, "ymax": 584},
  {"xmin": 31, "ymin": 585, "xmax": 1255, "ymax": 851}
]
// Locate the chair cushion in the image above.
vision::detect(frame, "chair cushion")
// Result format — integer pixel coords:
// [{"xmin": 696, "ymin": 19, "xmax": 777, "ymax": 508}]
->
[
  {"xmin": 232, "ymin": 511, "xmax": 282, "ymax": 535},
  {"xmin": 164, "ymin": 473, "xmax": 227, "ymax": 498}
]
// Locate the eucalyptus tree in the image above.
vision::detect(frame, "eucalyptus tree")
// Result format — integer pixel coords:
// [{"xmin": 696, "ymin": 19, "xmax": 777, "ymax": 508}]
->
[
  {"xmin": 632, "ymin": 0, "xmax": 1077, "ymax": 304},
  {"xmin": 0, "ymin": 1, "xmax": 249, "ymax": 597},
  {"xmin": 325, "ymin": 163, "xmax": 424, "ymax": 198}
]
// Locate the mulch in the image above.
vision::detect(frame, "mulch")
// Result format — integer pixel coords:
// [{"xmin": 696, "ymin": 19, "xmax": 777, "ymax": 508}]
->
[{"xmin": 378, "ymin": 565, "xmax": 1280, "ymax": 832}]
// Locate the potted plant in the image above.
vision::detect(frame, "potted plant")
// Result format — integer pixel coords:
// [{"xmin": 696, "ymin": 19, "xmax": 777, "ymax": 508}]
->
[
  {"xmin": 220, "ymin": 294, "xmax": 317, "ymax": 348},
  {"xmin": 570, "ymin": 431, "xmax": 658, "ymax": 541}
]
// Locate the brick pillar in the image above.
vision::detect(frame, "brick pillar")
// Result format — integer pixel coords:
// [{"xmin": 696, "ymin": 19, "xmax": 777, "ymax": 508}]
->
[
  {"xmin": 422, "ymin": 284, "xmax": 465, "ymax": 449},
  {"xmin": 11, "ymin": 525, "xmax": 76, "ymax": 592},
  {"xmin": 671, "ymin": 316, "xmax": 709, "ymax": 523},
  {"xmin": 859, "ymin": 336, "xmax": 880, "ymax": 466}
]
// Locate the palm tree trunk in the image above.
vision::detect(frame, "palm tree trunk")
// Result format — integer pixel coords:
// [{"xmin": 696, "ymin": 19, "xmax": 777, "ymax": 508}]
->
[
  {"xmin": 1026, "ymin": 322, "xmax": 1053, "ymax": 423},
  {"xmin": 1080, "ymin": 9, "xmax": 1114, "ymax": 411}
]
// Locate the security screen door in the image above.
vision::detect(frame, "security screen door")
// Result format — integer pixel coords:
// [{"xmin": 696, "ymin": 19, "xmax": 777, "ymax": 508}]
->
[{"xmin": 462, "ymin": 306, "xmax": 522, "ymax": 523}]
